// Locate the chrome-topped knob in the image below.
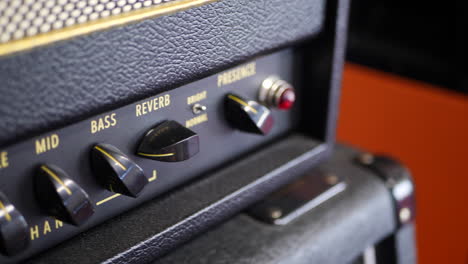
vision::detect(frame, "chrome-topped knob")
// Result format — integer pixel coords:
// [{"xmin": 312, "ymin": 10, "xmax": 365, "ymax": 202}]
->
[
  {"xmin": 91, "ymin": 144, "xmax": 147, "ymax": 197},
  {"xmin": 224, "ymin": 93, "xmax": 274, "ymax": 135}
]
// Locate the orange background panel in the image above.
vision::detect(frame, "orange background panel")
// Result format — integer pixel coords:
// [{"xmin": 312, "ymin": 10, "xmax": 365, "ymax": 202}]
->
[{"xmin": 337, "ymin": 63, "xmax": 468, "ymax": 264}]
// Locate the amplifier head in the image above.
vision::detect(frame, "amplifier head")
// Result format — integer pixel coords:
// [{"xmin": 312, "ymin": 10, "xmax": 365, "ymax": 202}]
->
[{"xmin": 0, "ymin": 0, "xmax": 349, "ymax": 262}]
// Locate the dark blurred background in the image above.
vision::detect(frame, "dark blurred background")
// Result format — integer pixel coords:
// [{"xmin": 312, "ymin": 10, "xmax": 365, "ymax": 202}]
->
[
  {"xmin": 347, "ymin": 0, "xmax": 463, "ymax": 93},
  {"xmin": 339, "ymin": 1, "xmax": 467, "ymax": 263}
]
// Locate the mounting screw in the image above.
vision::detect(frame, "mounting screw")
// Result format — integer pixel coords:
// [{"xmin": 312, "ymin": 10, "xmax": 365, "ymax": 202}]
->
[
  {"xmin": 325, "ymin": 173, "xmax": 339, "ymax": 185},
  {"xmin": 399, "ymin": 207, "xmax": 411, "ymax": 223},
  {"xmin": 357, "ymin": 153, "xmax": 375, "ymax": 165},
  {"xmin": 192, "ymin": 103, "xmax": 207, "ymax": 115},
  {"xmin": 269, "ymin": 207, "xmax": 283, "ymax": 219}
]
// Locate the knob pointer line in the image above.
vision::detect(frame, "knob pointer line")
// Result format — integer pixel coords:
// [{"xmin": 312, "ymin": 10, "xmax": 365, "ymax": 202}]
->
[
  {"xmin": 137, "ymin": 152, "xmax": 175, "ymax": 158},
  {"xmin": 40, "ymin": 165, "xmax": 72, "ymax": 195},
  {"xmin": 93, "ymin": 146, "xmax": 128, "ymax": 171},
  {"xmin": 0, "ymin": 201, "xmax": 11, "ymax": 221},
  {"xmin": 227, "ymin": 94, "xmax": 258, "ymax": 114}
]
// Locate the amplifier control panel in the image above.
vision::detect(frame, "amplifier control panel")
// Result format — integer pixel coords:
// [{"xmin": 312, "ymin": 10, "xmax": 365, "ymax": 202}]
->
[{"xmin": 0, "ymin": 49, "xmax": 303, "ymax": 262}]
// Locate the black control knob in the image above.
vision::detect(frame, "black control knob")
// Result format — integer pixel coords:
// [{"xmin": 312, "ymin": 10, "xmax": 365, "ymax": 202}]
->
[
  {"xmin": 224, "ymin": 93, "xmax": 274, "ymax": 135},
  {"xmin": 0, "ymin": 192, "xmax": 29, "ymax": 256},
  {"xmin": 34, "ymin": 165, "xmax": 94, "ymax": 226},
  {"xmin": 91, "ymin": 144, "xmax": 147, "ymax": 197},
  {"xmin": 137, "ymin": 120, "xmax": 199, "ymax": 162}
]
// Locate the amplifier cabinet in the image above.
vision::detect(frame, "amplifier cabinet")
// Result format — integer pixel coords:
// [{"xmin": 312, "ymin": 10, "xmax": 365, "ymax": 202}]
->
[{"xmin": 0, "ymin": 0, "xmax": 349, "ymax": 262}]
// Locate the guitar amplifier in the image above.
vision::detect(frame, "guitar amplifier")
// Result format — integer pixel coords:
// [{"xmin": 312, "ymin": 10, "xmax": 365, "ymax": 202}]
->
[{"xmin": 0, "ymin": 0, "xmax": 353, "ymax": 263}]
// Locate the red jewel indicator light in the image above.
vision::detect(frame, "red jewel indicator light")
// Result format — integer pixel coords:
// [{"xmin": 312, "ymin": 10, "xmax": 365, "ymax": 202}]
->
[
  {"xmin": 277, "ymin": 88, "xmax": 296, "ymax": 110},
  {"xmin": 259, "ymin": 76, "xmax": 296, "ymax": 111}
]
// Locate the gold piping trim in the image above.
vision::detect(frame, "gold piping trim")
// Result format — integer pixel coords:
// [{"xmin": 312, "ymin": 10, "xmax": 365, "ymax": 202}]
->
[
  {"xmin": 94, "ymin": 146, "xmax": 127, "ymax": 171},
  {"xmin": 138, "ymin": 152, "xmax": 175, "ymax": 157},
  {"xmin": 96, "ymin": 193, "xmax": 121, "ymax": 206},
  {"xmin": 0, "ymin": 0, "xmax": 218, "ymax": 57},
  {"xmin": 0, "ymin": 201, "xmax": 12, "ymax": 221},
  {"xmin": 148, "ymin": 170, "xmax": 157, "ymax": 182},
  {"xmin": 227, "ymin": 95, "xmax": 258, "ymax": 114},
  {"xmin": 41, "ymin": 165, "xmax": 72, "ymax": 195}
]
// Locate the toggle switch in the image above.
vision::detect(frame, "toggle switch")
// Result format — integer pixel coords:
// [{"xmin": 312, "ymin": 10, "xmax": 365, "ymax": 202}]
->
[
  {"xmin": 34, "ymin": 165, "xmax": 94, "ymax": 226},
  {"xmin": 91, "ymin": 144, "xmax": 147, "ymax": 197},
  {"xmin": 0, "ymin": 192, "xmax": 29, "ymax": 256},
  {"xmin": 224, "ymin": 93, "xmax": 274, "ymax": 135},
  {"xmin": 137, "ymin": 120, "xmax": 199, "ymax": 162}
]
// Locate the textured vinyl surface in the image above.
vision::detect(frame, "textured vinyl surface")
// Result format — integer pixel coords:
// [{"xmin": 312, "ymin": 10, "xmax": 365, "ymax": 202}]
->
[
  {"xmin": 0, "ymin": 0, "xmax": 325, "ymax": 146},
  {"xmin": 157, "ymin": 144, "xmax": 398, "ymax": 264}
]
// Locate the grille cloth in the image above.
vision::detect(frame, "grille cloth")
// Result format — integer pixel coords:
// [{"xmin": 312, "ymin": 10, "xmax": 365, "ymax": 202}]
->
[{"xmin": 0, "ymin": 0, "xmax": 181, "ymax": 44}]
